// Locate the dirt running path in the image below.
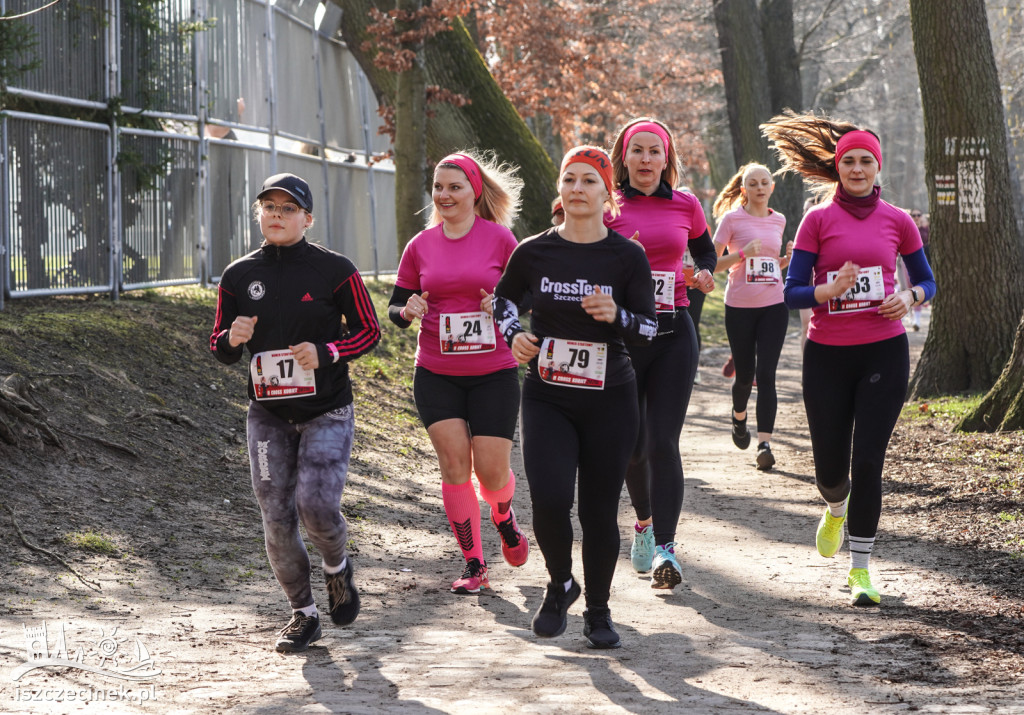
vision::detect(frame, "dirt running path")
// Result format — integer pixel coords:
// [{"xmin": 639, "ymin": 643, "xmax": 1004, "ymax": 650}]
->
[{"xmin": 4, "ymin": 309, "xmax": 1022, "ymax": 713}]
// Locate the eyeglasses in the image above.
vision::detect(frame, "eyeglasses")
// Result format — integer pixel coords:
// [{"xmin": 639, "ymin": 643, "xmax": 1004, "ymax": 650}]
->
[
  {"xmin": 260, "ymin": 201, "xmax": 304, "ymax": 216},
  {"xmin": 911, "ymin": 213, "xmax": 922, "ymax": 218}
]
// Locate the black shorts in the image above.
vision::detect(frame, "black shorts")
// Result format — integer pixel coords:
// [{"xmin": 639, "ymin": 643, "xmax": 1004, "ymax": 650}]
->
[{"xmin": 413, "ymin": 366, "xmax": 521, "ymax": 439}]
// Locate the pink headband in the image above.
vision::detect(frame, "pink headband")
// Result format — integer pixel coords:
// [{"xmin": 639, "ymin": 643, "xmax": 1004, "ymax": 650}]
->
[
  {"xmin": 439, "ymin": 153, "xmax": 483, "ymax": 199},
  {"xmin": 560, "ymin": 145, "xmax": 615, "ymax": 198},
  {"xmin": 835, "ymin": 131, "xmax": 882, "ymax": 170},
  {"xmin": 621, "ymin": 121, "xmax": 671, "ymax": 161}
]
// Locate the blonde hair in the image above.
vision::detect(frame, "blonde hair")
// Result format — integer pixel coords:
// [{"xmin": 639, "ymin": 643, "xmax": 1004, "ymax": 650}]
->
[
  {"xmin": 760, "ymin": 110, "xmax": 877, "ymax": 200},
  {"xmin": 610, "ymin": 117, "xmax": 681, "ymax": 190},
  {"xmin": 712, "ymin": 162, "xmax": 772, "ymax": 219},
  {"xmin": 427, "ymin": 149, "xmax": 523, "ymax": 229}
]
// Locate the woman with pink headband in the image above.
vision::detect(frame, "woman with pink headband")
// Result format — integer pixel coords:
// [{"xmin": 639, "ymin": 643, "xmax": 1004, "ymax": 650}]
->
[
  {"xmin": 763, "ymin": 111, "xmax": 935, "ymax": 607},
  {"xmin": 389, "ymin": 150, "xmax": 529, "ymax": 595},
  {"xmin": 606, "ymin": 117, "xmax": 718, "ymax": 590},
  {"xmin": 493, "ymin": 145, "xmax": 657, "ymax": 648}
]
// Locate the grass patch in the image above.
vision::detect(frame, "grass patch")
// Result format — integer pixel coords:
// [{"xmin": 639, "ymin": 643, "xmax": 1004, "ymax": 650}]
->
[
  {"xmin": 62, "ymin": 530, "xmax": 119, "ymax": 556},
  {"xmin": 901, "ymin": 394, "xmax": 985, "ymax": 422}
]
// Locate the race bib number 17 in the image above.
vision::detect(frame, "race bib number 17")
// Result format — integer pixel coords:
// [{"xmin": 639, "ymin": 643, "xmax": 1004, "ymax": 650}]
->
[{"xmin": 250, "ymin": 349, "xmax": 316, "ymax": 400}]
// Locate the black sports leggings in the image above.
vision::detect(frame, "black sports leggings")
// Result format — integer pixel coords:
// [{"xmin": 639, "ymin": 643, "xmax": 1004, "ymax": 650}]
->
[
  {"xmin": 725, "ymin": 302, "xmax": 789, "ymax": 435},
  {"xmin": 802, "ymin": 335, "xmax": 909, "ymax": 540},
  {"xmin": 623, "ymin": 309, "xmax": 698, "ymax": 545},
  {"xmin": 521, "ymin": 378, "xmax": 639, "ymax": 610}
]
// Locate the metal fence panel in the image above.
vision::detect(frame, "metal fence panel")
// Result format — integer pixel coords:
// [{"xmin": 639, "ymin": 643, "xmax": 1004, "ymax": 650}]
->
[
  {"xmin": 1, "ymin": 0, "xmax": 397, "ymax": 306},
  {"xmin": 320, "ymin": 40, "xmax": 368, "ymax": 153},
  {"xmin": 206, "ymin": 0, "xmax": 270, "ymax": 127},
  {"xmin": 119, "ymin": 131, "xmax": 202, "ymax": 286},
  {"xmin": 8, "ymin": 0, "xmax": 107, "ymax": 103},
  {"xmin": 121, "ymin": 0, "xmax": 197, "ymax": 114},
  {"xmin": 6, "ymin": 116, "xmax": 111, "ymax": 293},
  {"xmin": 326, "ymin": 162, "xmax": 380, "ymax": 272},
  {"xmin": 274, "ymin": 13, "xmax": 322, "ymax": 142}
]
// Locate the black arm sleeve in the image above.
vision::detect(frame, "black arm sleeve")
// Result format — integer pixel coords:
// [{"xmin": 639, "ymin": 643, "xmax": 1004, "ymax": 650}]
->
[
  {"xmin": 610, "ymin": 249, "xmax": 657, "ymax": 346},
  {"xmin": 689, "ymin": 229, "xmax": 717, "ymax": 274},
  {"xmin": 387, "ymin": 284, "xmax": 420, "ymax": 328}
]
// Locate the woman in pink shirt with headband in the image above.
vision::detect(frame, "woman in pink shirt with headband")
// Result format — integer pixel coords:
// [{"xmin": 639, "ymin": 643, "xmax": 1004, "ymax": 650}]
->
[
  {"xmin": 606, "ymin": 117, "xmax": 718, "ymax": 590},
  {"xmin": 389, "ymin": 151, "xmax": 529, "ymax": 594},
  {"xmin": 764, "ymin": 112, "xmax": 935, "ymax": 608}
]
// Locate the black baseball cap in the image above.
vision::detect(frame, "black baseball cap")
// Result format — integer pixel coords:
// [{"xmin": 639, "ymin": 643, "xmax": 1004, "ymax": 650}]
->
[{"xmin": 257, "ymin": 173, "xmax": 313, "ymax": 212}]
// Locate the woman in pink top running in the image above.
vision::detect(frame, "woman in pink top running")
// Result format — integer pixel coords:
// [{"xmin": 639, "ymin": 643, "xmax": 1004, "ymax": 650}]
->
[
  {"xmin": 764, "ymin": 112, "xmax": 935, "ymax": 608},
  {"xmin": 712, "ymin": 163, "xmax": 793, "ymax": 471},
  {"xmin": 605, "ymin": 117, "xmax": 718, "ymax": 590},
  {"xmin": 389, "ymin": 151, "xmax": 530, "ymax": 594}
]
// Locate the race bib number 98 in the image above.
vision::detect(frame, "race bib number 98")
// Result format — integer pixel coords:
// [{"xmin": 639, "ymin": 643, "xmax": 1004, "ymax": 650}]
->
[
  {"xmin": 827, "ymin": 265, "xmax": 885, "ymax": 314},
  {"xmin": 537, "ymin": 338, "xmax": 607, "ymax": 390},
  {"xmin": 745, "ymin": 256, "xmax": 781, "ymax": 284},
  {"xmin": 250, "ymin": 349, "xmax": 316, "ymax": 400}
]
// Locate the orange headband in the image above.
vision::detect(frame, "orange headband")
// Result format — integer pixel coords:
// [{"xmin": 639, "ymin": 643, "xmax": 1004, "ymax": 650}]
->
[{"xmin": 560, "ymin": 145, "xmax": 614, "ymax": 197}]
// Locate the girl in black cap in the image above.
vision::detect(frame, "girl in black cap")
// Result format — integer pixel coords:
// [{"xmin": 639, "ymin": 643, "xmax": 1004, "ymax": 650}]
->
[{"xmin": 210, "ymin": 173, "xmax": 381, "ymax": 652}]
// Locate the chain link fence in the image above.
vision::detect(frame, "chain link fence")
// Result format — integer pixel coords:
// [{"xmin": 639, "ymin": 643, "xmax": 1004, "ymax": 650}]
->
[{"xmin": 1, "ymin": 0, "xmax": 397, "ymax": 310}]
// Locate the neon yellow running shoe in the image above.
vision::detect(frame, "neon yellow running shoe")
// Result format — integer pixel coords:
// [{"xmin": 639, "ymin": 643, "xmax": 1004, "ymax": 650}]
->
[
  {"xmin": 815, "ymin": 507, "xmax": 847, "ymax": 557},
  {"xmin": 848, "ymin": 568, "xmax": 880, "ymax": 606}
]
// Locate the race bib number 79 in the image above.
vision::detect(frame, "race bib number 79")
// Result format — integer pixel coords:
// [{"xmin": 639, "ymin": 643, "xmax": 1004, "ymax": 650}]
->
[{"xmin": 537, "ymin": 338, "xmax": 607, "ymax": 390}]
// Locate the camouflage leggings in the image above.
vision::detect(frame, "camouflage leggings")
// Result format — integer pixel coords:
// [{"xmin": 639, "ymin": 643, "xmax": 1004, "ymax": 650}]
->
[{"xmin": 247, "ymin": 401, "xmax": 354, "ymax": 610}]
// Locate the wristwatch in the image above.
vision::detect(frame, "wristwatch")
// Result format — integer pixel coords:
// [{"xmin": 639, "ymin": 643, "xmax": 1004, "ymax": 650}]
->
[{"xmin": 910, "ymin": 287, "xmax": 921, "ymax": 305}]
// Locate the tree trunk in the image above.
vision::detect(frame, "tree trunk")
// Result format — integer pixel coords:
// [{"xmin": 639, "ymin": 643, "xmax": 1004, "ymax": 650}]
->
[
  {"xmin": 713, "ymin": 0, "xmax": 804, "ymax": 242},
  {"xmin": 759, "ymin": 0, "xmax": 804, "ymax": 242},
  {"xmin": 957, "ymin": 309, "xmax": 1024, "ymax": 431},
  {"xmin": 713, "ymin": 0, "xmax": 772, "ymax": 167},
  {"xmin": 908, "ymin": 0, "xmax": 1024, "ymax": 396},
  {"xmin": 393, "ymin": 0, "xmax": 427, "ymax": 248},
  {"xmin": 335, "ymin": 0, "xmax": 557, "ymax": 241}
]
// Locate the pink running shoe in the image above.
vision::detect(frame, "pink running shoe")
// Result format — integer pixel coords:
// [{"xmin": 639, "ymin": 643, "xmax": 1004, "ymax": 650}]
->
[
  {"xmin": 491, "ymin": 508, "xmax": 530, "ymax": 567},
  {"xmin": 451, "ymin": 558, "xmax": 489, "ymax": 594}
]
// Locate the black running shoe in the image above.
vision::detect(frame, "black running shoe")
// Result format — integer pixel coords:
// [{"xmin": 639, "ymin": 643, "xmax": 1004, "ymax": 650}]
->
[
  {"xmin": 326, "ymin": 560, "xmax": 361, "ymax": 626},
  {"xmin": 531, "ymin": 578, "xmax": 581, "ymax": 638},
  {"xmin": 583, "ymin": 607, "xmax": 622, "ymax": 649},
  {"xmin": 756, "ymin": 442, "xmax": 775, "ymax": 471},
  {"xmin": 732, "ymin": 416, "xmax": 751, "ymax": 450},
  {"xmin": 275, "ymin": 612, "xmax": 322, "ymax": 653}
]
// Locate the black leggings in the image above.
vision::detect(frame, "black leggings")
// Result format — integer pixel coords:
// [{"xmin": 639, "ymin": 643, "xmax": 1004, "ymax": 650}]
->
[
  {"xmin": 521, "ymin": 378, "xmax": 639, "ymax": 610},
  {"xmin": 623, "ymin": 309, "xmax": 698, "ymax": 545},
  {"xmin": 725, "ymin": 302, "xmax": 789, "ymax": 435},
  {"xmin": 686, "ymin": 286, "xmax": 705, "ymax": 352},
  {"xmin": 802, "ymin": 335, "xmax": 909, "ymax": 540}
]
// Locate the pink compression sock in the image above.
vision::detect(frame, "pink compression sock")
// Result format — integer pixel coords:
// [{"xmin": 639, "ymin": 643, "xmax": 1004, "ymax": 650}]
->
[
  {"xmin": 478, "ymin": 469, "xmax": 516, "ymax": 518},
  {"xmin": 442, "ymin": 480, "xmax": 483, "ymax": 563}
]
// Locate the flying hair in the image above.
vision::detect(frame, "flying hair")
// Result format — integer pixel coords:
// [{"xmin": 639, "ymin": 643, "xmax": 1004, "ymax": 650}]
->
[{"xmin": 760, "ymin": 110, "xmax": 877, "ymax": 201}]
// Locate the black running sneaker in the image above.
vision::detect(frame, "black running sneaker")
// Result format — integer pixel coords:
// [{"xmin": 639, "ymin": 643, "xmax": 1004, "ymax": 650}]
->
[
  {"xmin": 756, "ymin": 442, "xmax": 775, "ymax": 471},
  {"xmin": 583, "ymin": 607, "xmax": 622, "ymax": 649},
  {"xmin": 275, "ymin": 612, "xmax": 322, "ymax": 653},
  {"xmin": 532, "ymin": 578, "xmax": 581, "ymax": 638},
  {"xmin": 326, "ymin": 560, "xmax": 361, "ymax": 626},
  {"xmin": 731, "ymin": 415, "xmax": 751, "ymax": 450}
]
